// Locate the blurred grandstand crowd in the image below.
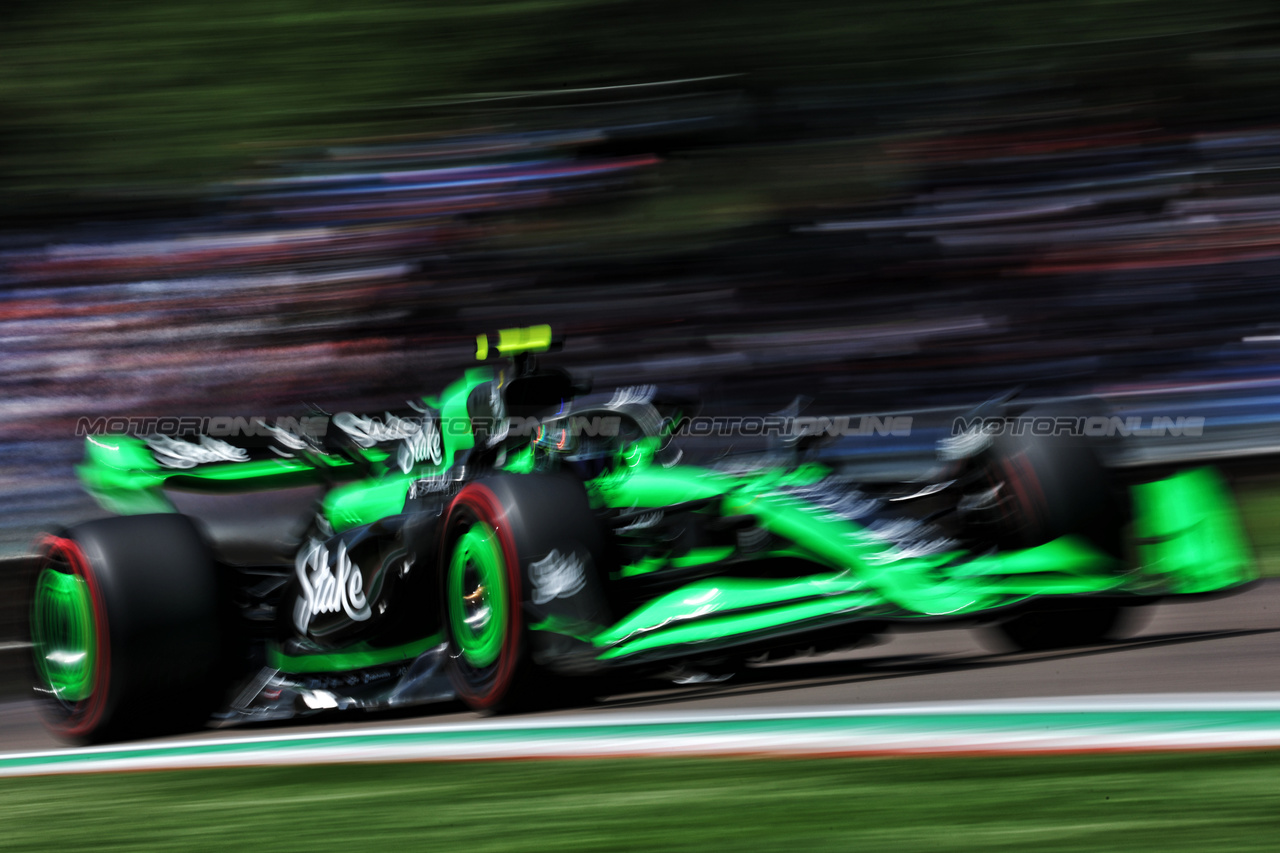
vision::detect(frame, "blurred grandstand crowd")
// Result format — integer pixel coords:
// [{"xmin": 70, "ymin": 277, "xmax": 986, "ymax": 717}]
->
[{"xmin": 4, "ymin": 82, "xmax": 1280, "ymax": 551}]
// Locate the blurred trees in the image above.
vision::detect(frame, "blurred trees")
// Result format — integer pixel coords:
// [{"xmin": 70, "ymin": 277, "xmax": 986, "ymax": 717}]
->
[{"xmin": 2, "ymin": 0, "xmax": 1280, "ymax": 218}]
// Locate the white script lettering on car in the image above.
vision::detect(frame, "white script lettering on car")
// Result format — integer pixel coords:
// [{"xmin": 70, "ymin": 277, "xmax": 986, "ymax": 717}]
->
[
  {"xmin": 333, "ymin": 411, "xmax": 443, "ymax": 472},
  {"xmin": 146, "ymin": 435, "xmax": 249, "ymax": 469},
  {"xmin": 396, "ymin": 417, "xmax": 443, "ymax": 473},
  {"xmin": 333, "ymin": 412, "xmax": 420, "ymax": 446},
  {"xmin": 607, "ymin": 385, "xmax": 656, "ymax": 407},
  {"xmin": 616, "ymin": 511, "xmax": 663, "ymax": 532},
  {"xmin": 293, "ymin": 538, "xmax": 371, "ymax": 631},
  {"xmin": 529, "ymin": 549, "xmax": 586, "ymax": 606}
]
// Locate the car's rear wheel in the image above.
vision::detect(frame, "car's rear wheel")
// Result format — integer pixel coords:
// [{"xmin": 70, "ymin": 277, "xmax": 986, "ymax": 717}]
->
[
  {"xmin": 443, "ymin": 487, "xmax": 521, "ymax": 710},
  {"xmin": 29, "ymin": 515, "xmax": 228, "ymax": 743},
  {"xmin": 442, "ymin": 475, "xmax": 609, "ymax": 713}
]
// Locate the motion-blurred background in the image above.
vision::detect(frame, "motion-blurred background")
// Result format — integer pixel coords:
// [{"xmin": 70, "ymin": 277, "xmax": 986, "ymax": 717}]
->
[{"xmin": 5, "ymin": 0, "xmax": 1280, "ymax": 560}]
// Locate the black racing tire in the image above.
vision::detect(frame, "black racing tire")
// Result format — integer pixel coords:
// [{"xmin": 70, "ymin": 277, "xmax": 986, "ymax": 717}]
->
[
  {"xmin": 977, "ymin": 411, "xmax": 1126, "ymax": 559},
  {"xmin": 972, "ymin": 411, "xmax": 1135, "ymax": 651},
  {"xmin": 992, "ymin": 601, "xmax": 1135, "ymax": 652},
  {"xmin": 28, "ymin": 514, "xmax": 228, "ymax": 743},
  {"xmin": 440, "ymin": 473, "xmax": 607, "ymax": 713}
]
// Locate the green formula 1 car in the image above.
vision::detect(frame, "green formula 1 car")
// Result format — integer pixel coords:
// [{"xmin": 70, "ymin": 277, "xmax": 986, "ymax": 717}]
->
[{"xmin": 28, "ymin": 326, "xmax": 1255, "ymax": 741}]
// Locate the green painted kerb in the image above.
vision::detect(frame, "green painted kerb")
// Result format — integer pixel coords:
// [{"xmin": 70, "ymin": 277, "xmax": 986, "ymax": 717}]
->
[
  {"xmin": 30, "ymin": 569, "xmax": 96, "ymax": 702},
  {"xmin": 448, "ymin": 523, "xmax": 508, "ymax": 669}
]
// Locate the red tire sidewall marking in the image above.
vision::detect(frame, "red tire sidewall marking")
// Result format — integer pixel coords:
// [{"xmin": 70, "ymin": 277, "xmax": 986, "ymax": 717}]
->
[
  {"xmin": 999, "ymin": 451, "xmax": 1047, "ymax": 538},
  {"xmin": 445, "ymin": 484, "xmax": 522, "ymax": 709},
  {"xmin": 36, "ymin": 535, "xmax": 111, "ymax": 738}
]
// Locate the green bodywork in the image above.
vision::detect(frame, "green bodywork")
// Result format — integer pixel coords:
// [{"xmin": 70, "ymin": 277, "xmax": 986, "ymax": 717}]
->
[
  {"xmin": 266, "ymin": 635, "xmax": 442, "ymax": 674},
  {"xmin": 75, "ymin": 330, "xmax": 1255, "ymax": 674},
  {"xmin": 569, "ymin": 461, "xmax": 1252, "ymax": 663},
  {"xmin": 77, "ymin": 368, "xmax": 496, "ymax": 532}
]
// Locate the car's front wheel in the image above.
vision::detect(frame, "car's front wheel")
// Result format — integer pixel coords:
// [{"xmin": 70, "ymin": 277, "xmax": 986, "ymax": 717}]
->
[
  {"xmin": 961, "ymin": 412, "xmax": 1137, "ymax": 651},
  {"xmin": 992, "ymin": 601, "xmax": 1133, "ymax": 652}
]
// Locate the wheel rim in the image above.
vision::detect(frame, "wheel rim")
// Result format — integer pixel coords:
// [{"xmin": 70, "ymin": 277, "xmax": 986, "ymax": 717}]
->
[
  {"xmin": 447, "ymin": 521, "xmax": 508, "ymax": 670},
  {"xmin": 31, "ymin": 565, "xmax": 97, "ymax": 703}
]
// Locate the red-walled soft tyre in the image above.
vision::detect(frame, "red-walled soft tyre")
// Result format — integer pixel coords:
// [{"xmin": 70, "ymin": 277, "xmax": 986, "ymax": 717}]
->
[
  {"xmin": 441, "ymin": 474, "xmax": 608, "ymax": 713},
  {"xmin": 28, "ymin": 515, "xmax": 227, "ymax": 743}
]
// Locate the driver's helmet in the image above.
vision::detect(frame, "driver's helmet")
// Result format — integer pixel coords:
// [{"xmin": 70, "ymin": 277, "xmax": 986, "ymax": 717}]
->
[{"xmin": 533, "ymin": 419, "xmax": 617, "ymax": 480}]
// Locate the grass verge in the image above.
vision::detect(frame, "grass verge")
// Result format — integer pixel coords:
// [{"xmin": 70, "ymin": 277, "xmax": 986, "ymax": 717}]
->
[
  {"xmin": 1235, "ymin": 480, "xmax": 1280, "ymax": 578},
  {"xmin": 1, "ymin": 752, "xmax": 1278, "ymax": 852}
]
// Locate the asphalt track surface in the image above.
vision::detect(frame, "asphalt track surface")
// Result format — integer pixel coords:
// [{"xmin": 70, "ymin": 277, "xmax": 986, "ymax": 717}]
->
[{"xmin": 2, "ymin": 580, "xmax": 1278, "ymax": 754}]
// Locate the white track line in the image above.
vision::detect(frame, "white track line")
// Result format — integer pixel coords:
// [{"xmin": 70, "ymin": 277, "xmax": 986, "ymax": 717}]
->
[{"xmin": 3, "ymin": 694, "xmax": 1280, "ymax": 776}]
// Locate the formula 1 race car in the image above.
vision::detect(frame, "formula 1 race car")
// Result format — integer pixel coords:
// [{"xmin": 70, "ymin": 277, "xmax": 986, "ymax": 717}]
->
[{"xmin": 28, "ymin": 326, "xmax": 1255, "ymax": 742}]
